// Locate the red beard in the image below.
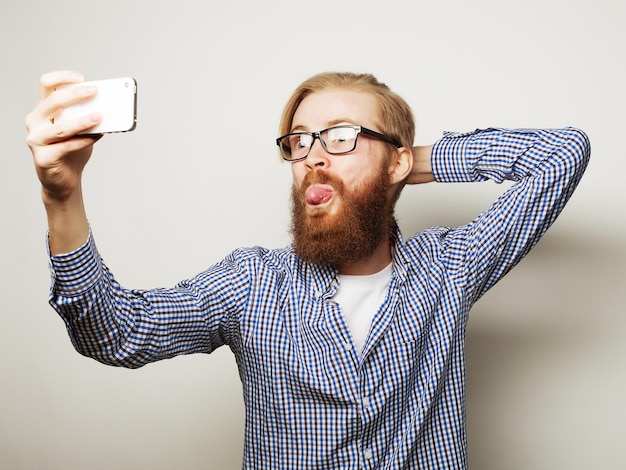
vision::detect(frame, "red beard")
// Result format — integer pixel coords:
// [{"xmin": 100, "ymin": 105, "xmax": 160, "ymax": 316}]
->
[{"xmin": 290, "ymin": 162, "xmax": 393, "ymax": 267}]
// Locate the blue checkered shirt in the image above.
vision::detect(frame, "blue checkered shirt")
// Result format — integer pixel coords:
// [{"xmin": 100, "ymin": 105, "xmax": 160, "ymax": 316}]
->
[{"xmin": 49, "ymin": 127, "xmax": 590, "ymax": 469}]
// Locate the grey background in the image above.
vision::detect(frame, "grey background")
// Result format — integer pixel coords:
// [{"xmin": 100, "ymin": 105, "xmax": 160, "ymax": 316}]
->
[{"xmin": 1, "ymin": 0, "xmax": 624, "ymax": 468}]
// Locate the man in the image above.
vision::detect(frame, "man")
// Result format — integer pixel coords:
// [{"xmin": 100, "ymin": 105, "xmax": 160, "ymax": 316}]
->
[{"xmin": 26, "ymin": 70, "xmax": 590, "ymax": 468}]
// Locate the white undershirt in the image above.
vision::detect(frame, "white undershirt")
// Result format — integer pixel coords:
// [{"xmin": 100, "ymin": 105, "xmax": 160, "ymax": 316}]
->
[{"xmin": 333, "ymin": 263, "xmax": 393, "ymax": 355}]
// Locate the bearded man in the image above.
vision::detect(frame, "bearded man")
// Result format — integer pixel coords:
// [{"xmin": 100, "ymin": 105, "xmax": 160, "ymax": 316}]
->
[{"xmin": 26, "ymin": 70, "xmax": 590, "ymax": 469}]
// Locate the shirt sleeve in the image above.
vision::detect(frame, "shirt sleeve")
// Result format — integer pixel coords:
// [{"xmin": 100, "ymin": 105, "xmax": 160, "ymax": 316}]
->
[
  {"xmin": 430, "ymin": 127, "xmax": 590, "ymax": 303},
  {"xmin": 48, "ymin": 231, "xmax": 247, "ymax": 368}
]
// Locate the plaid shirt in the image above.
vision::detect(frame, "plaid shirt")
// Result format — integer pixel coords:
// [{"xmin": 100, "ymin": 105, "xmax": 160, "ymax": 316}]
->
[{"xmin": 49, "ymin": 127, "xmax": 590, "ymax": 469}]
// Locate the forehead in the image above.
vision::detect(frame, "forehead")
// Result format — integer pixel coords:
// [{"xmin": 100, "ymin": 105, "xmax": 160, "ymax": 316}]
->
[{"xmin": 291, "ymin": 89, "xmax": 380, "ymax": 131}]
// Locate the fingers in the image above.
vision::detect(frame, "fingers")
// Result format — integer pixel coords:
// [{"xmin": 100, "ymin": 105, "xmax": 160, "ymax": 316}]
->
[
  {"xmin": 29, "ymin": 134, "xmax": 101, "ymax": 170},
  {"xmin": 38, "ymin": 84, "xmax": 99, "ymax": 131},
  {"xmin": 25, "ymin": 70, "xmax": 103, "ymax": 203},
  {"xmin": 26, "ymin": 111, "xmax": 102, "ymax": 151},
  {"xmin": 25, "ymin": 70, "xmax": 102, "ymax": 179},
  {"xmin": 38, "ymin": 70, "xmax": 85, "ymax": 101},
  {"xmin": 26, "ymin": 70, "xmax": 102, "ymax": 146}
]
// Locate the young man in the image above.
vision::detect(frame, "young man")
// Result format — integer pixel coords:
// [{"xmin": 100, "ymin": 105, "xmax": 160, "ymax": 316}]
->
[{"xmin": 26, "ymin": 70, "xmax": 590, "ymax": 468}]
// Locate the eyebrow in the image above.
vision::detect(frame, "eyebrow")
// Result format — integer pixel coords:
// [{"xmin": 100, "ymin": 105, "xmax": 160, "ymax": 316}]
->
[{"xmin": 290, "ymin": 118, "xmax": 358, "ymax": 133}]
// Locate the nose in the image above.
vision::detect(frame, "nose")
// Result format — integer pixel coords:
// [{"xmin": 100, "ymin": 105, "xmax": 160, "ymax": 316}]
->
[{"xmin": 304, "ymin": 138, "xmax": 330, "ymax": 170}]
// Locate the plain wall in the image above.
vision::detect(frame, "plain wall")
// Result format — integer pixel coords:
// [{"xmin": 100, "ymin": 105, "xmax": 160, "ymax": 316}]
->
[{"xmin": 1, "ymin": 0, "xmax": 624, "ymax": 468}]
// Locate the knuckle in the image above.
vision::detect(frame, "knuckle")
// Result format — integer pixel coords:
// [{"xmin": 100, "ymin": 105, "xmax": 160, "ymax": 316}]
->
[
  {"xmin": 24, "ymin": 112, "xmax": 33, "ymax": 131},
  {"xmin": 47, "ymin": 91, "xmax": 63, "ymax": 110},
  {"xmin": 54, "ymin": 126, "xmax": 68, "ymax": 139},
  {"xmin": 40, "ymin": 71, "xmax": 54, "ymax": 86},
  {"xmin": 25, "ymin": 134, "xmax": 35, "ymax": 148}
]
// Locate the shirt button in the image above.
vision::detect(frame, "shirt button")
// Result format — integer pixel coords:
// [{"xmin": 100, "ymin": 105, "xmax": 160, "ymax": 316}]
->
[
  {"xmin": 364, "ymin": 448, "xmax": 373, "ymax": 460},
  {"xmin": 362, "ymin": 396, "xmax": 370, "ymax": 407}
]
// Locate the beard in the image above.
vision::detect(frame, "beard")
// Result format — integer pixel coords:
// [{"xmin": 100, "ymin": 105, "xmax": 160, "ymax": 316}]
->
[{"xmin": 290, "ymin": 161, "xmax": 394, "ymax": 268}]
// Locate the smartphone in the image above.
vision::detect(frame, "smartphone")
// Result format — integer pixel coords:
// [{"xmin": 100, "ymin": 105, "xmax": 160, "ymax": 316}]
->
[{"xmin": 56, "ymin": 77, "xmax": 138, "ymax": 134}]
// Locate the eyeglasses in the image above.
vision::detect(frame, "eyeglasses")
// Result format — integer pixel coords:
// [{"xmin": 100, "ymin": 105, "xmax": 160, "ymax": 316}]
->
[{"xmin": 276, "ymin": 125, "xmax": 401, "ymax": 162}]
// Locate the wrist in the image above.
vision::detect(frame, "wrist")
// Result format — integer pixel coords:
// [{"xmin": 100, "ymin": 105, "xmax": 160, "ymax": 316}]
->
[
  {"xmin": 41, "ymin": 181, "xmax": 82, "ymax": 206},
  {"xmin": 408, "ymin": 145, "xmax": 435, "ymax": 184},
  {"xmin": 43, "ymin": 187, "xmax": 90, "ymax": 255}
]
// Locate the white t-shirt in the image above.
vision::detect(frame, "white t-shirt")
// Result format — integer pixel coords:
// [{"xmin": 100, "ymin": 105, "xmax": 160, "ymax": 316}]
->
[{"xmin": 333, "ymin": 263, "xmax": 393, "ymax": 355}]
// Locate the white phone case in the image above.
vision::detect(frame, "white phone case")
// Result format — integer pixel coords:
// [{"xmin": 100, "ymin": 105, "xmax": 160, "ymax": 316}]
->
[{"xmin": 56, "ymin": 77, "xmax": 137, "ymax": 134}]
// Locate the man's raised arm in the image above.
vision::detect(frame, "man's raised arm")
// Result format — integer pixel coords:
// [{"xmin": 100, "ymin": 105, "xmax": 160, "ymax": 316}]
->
[{"xmin": 25, "ymin": 70, "xmax": 103, "ymax": 255}]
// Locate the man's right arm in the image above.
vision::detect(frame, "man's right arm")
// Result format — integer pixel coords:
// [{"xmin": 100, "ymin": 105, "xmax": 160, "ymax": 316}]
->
[
  {"xmin": 25, "ymin": 70, "xmax": 103, "ymax": 254},
  {"xmin": 27, "ymin": 71, "xmax": 242, "ymax": 367}
]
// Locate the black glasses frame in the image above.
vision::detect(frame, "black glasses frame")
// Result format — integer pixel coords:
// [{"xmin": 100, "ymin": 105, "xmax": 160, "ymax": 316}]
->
[{"xmin": 276, "ymin": 125, "xmax": 402, "ymax": 162}]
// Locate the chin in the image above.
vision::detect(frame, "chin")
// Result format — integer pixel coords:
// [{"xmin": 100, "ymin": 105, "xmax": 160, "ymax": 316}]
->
[{"xmin": 306, "ymin": 198, "xmax": 341, "ymax": 217}]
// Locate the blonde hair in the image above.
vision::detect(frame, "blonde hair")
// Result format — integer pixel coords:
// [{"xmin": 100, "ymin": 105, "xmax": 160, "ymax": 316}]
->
[{"xmin": 279, "ymin": 72, "xmax": 415, "ymax": 151}]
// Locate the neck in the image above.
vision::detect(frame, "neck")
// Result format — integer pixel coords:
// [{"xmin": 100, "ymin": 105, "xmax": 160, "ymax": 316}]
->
[{"xmin": 337, "ymin": 239, "xmax": 392, "ymax": 275}]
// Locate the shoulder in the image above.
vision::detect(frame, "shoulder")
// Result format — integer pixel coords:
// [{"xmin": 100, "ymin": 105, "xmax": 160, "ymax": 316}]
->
[
  {"xmin": 220, "ymin": 244, "xmax": 298, "ymax": 273},
  {"xmin": 397, "ymin": 225, "xmax": 456, "ymax": 262}
]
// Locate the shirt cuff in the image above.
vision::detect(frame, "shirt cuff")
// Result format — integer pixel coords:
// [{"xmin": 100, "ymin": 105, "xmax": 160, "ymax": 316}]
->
[
  {"xmin": 431, "ymin": 130, "xmax": 478, "ymax": 183},
  {"xmin": 47, "ymin": 230, "xmax": 102, "ymax": 297}
]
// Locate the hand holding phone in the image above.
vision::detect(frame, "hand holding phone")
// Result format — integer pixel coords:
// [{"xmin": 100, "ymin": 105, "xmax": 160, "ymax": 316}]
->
[{"xmin": 55, "ymin": 77, "xmax": 138, "ymax": 134}]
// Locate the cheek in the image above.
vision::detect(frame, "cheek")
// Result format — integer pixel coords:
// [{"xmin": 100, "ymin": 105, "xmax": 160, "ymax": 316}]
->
[
  {"xmin": 344, "ymin": 142, "xmax": 384, "ymax": 183},
  {"xmin": 337, "ymin": 160, "xmax": 376, "ymax": 188},
  {"xmin": 290, "ymin": 162, "xmax": 306, "ymax": 187}
]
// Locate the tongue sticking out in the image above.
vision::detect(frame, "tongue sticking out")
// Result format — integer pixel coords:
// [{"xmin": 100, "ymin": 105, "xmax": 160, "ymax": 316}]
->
[{"xmin": 306, "ymin": 186, "xmax": 333, "ymax": 206}]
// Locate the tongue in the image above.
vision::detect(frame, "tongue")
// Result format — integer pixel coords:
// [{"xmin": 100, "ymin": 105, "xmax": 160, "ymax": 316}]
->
[{"xmin": 306, "ymin": 186, "xmax": 333, "ymax": 205}]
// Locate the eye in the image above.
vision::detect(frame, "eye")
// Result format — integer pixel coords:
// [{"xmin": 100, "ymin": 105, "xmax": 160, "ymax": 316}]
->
[
  {"xmin": 325, "ymin": 127, "xmax": 357, "ymax": 146},
  {"xmin": 288, "ymin": 134, "xmax": 312, "ymax": 150}
]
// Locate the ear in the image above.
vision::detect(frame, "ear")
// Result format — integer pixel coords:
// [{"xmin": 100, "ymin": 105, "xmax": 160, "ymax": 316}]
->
[{"xmin": 387, "ymin": 146, "xmax": 413, "ymax": 185}]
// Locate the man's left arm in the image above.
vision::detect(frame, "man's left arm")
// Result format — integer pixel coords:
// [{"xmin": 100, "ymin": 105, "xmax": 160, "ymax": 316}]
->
[{"xmin": 412, "ymin": 127, "xmax": 591, "ymax": 302}]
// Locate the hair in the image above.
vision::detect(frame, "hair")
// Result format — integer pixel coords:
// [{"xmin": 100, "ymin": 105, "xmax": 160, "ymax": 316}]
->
[
  {"xmin": 279, "ymin": 71, "xmax": 415, "ymax": 153},
  {"xmin": 279, "ymin": 72, "xmax": 415, "ymax": 202}
]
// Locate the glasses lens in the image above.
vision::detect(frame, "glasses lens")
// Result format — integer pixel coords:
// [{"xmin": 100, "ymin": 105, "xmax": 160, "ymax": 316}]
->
[
  {"xmin": 321, "ymin": 126, "xmax": 358, "ymax": 154},
  {"xmin": 280, "ymin": 133, "xmax": 314, "ymax": 160}
]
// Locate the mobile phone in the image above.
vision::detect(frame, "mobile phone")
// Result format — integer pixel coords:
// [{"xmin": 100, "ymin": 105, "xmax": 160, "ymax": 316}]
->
[{"xmin": 56, "ymin": 77, "xmax": 138, "ymax": 134}]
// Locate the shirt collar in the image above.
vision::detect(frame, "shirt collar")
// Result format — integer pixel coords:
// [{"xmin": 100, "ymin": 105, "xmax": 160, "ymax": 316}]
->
[
  {"xmin": 292, "ymin": 220, "xmax": 410, "ymax": 295},
  {"xmin": 389, "ymin": 221, "xmax": 409, "ymax": 284}
]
